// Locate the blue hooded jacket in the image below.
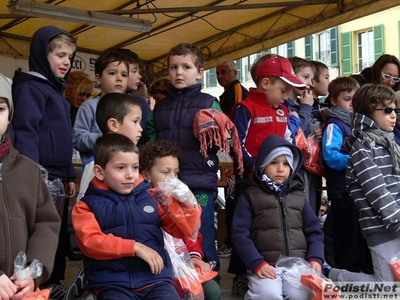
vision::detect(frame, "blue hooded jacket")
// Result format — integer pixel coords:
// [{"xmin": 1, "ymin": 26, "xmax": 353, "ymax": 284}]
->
[{"xmin": 12, "ymin": 26, "xmax": 76, "ymax": 181}]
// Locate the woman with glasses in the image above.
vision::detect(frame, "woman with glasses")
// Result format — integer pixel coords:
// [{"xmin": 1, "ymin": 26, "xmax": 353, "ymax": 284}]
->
[
  {"xmin": 352, "ymin": 54, "xmax": 400, "ymax": 91},
  {"xmin": 65, "ymin": 71, "xmax": 94, "ymax": 126}
]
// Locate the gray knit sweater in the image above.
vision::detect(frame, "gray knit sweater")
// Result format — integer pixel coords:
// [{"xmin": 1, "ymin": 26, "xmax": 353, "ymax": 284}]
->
[{"xmin": 346, "ymin": 113, "xmax": 400, "ymax": 246}]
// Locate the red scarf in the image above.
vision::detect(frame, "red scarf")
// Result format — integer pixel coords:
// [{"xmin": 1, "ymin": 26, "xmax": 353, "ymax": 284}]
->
[
  {"xmin": 193, "ymin": 109, "xmax": 243, "ymax": 176},
  {"xmin": 0, "ymin": 135, "xmax": 11, "ymax": 163}
]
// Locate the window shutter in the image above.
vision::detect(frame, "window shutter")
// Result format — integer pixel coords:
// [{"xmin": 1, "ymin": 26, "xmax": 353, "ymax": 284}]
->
[
  {"xmin": 330, "ymin": 27, "xmax": 338, "ymax": 67},
  {"xmin": 235, "ymin": 59, "xmax": 243, "ymax": 82},
  {"xmin": 209, "ymin": 67, "xmax": 217, "ymax": 87},
  {"xmin": 305, "ymin": 35, "xmax": 313, "ymax": 60},
  {"xmin": 287, "ymin": 42, "xmax": 294, "ymax": 58},
  {"xmin": 341, "ymin": 31, "xmax": 352, "ymax": 75},
  {"xmin": 373, "ymin": 24, "xmax": 384, "ymax": 60}
]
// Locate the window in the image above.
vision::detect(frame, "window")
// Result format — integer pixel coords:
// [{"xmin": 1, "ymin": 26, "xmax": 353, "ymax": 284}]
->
[
  {"xmin": 357, "ymin": 30, "xmax": 374, "ymax": 72},
  {"xmin": 317, "ymin": 31, "xmax": 331, "ymax": 64},
  {"xmin": 277, "ymin": 44, "xmax": 288, "ymax": 57}
]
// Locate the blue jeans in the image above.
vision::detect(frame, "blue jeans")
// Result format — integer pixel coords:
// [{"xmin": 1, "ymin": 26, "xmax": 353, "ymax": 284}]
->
[
  {"xmin": 192, "ymin": 188, "xmax": 220, "ymax": 272},
  {"xmin": 98, "ymin": 282, "xmax": 180, "ymax": 300}
]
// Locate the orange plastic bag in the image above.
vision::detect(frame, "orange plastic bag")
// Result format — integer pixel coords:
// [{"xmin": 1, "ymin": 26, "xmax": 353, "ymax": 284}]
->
[
  {"xmin": 22, "ymin": 288, "xmax": 50, "ymax": 300},
  {"xmin": 295, "ymin": 128, "xmax": 326, "ymax": 178},
  {"xmin": 390, "ymin": 259, "xmax": 400, "ymax": 281},
  {"xmin": 301, "ymin": 274, "xmax": 340, "ymax": 300}
]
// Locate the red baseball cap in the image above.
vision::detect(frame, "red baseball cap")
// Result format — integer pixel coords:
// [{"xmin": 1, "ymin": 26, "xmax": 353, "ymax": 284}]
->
[{"xmin": 256, "ymin": 56, "xmax": 306, "ymax": 89}]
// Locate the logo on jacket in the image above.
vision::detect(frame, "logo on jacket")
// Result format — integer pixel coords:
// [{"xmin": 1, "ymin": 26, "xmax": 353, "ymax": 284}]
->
[
  {"xmin": 143, "ymin": 205, "xmax": 155, "ymax": 213},
  {"xmin": 207, "ymin": 159, "xmax": 214, "ymax": 167},
  {"xmin": 276, "ymin": 109, "xmax": 285, "ymax": 116}
]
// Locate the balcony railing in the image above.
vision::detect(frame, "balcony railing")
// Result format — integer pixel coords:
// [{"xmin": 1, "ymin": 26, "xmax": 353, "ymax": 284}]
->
[{"xmin": 315, "ymin": 50, "xmax": 331, "ymax": 65}]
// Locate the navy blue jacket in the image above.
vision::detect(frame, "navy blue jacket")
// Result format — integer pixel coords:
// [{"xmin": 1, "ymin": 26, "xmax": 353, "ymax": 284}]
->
[
  {"xmin": 12, "ymin": 26, "xmax": 76, "ymax": 181},
  {"xmin": 231, "ymin": 135, "xmax": 324, "ymax": 271},
  {"xmin": 82, "ymin": 180, "xmax": 173, "ymax": 289},
  {"xmin": 153, "ymin": 83, "xmax": 219, "ymax": 190}
]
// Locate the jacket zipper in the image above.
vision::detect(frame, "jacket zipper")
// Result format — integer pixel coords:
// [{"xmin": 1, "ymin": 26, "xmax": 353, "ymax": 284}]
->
[{"xmin": 279, "ymin": 196, "xmax": 290, "ymax": 256}]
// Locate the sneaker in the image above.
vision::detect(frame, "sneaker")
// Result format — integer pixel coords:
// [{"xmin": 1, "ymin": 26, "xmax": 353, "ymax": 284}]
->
[
  {"xmin": 322, "ymin": 262, "xmax": 332, "ymax": 278},
  {"xmin": 48, "ymin": 283, "xmax": 66, "ymax": 300},
  {"xmin": 217, "ymin": 244, "xmax": 232, "ymax": 257},
  {"xmin": 231, "ymin": 274, "xmax": 248, "ymax": 296}
]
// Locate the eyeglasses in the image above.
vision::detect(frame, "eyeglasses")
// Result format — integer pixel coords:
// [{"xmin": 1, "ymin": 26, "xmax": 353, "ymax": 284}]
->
[
  {"xmin": 216, "ymin": 70, "xmax": 233, "ymax": 76},
  {"xmin": 78, "ymin": 92, "xmax": 92, "ymax": 98},
  {"xmin": 374, "ymin": 107, "xmax": 400, "ymax": 114},
  {"xmin": 381, "ymin": 72, "xmax": 400, "ymax": 83}
]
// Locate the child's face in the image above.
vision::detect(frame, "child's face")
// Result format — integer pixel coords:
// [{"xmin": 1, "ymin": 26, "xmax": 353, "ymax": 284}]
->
[
  {"xmin": 168, "ymin": 54, "xmax": 203, "ymax": 89},
  {"xmin": 114, "ymin": 105, "xmax": 143, "ymax": 145},
  {"xmin": 96, "ymin": 61, "xmax": 128, "ymax": 94},
  {"xmin": 263, "ymin": 154, "xmax": 291, "ymax": 184},
  {"xmin": 47, "ymin": 44, "xmax": 75, "ymax": 78},
  {"xmin": 371, "ymin": 102, "xmax": 397, "ymax": 132},
  {"xmin": 126, "ymin": 63, "xmax": 142, "ymax": 92},
  {"xmin": 312, "ymin": 68, "xmax": 330, "ymax": 97},
  {"xmin": 0, "ymin": 99, "xmax": 10, "ymax": 136},
  {"xmin": 96, "ymin": 151, "xmax": 139, "ymax": 195},
  {"xmin": 293, "ymin": 67, "xmax": 315, "ymax": 97},
  {"xmin": 330, "ymin": 90, "xmax": 355, "ymax": 111},
  {"xmin": 143, "ymin": 155, "xmax": 179, "ymax": 187},
  {"xmin": 264, "ymin": 78, "xmax": 291, "ymax": 108}
]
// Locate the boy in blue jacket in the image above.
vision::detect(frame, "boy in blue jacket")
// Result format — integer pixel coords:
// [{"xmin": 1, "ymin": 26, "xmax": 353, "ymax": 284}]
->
[
  {"xmin": 11, "ymin": 25, "xmax": 77, "ymax": 298},
  {"xmin": 231, "ymin": 134, "xmax": 324, "ymax": 299}
]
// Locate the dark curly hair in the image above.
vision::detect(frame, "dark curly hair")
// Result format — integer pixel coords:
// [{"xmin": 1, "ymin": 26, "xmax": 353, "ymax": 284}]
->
[{"xmin": 139, "ymin": 140, "xmax": 180, "ymax": 173}]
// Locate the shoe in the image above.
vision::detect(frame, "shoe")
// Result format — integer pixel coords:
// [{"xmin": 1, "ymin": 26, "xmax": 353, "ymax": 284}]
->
[
  {"xmin": 48, "ymin": 283, "xmax": 66, "ymax": 300},
  {"xmin": 322, "ymin": 262, "xmax": 332, "ymax": 278},
  {"xmin": 231, "ymin": 274, "xmax": 248, "ymax": 296},
  {"xmin": 217, "ymin": 244, "xmax": 232, "ymax": 258},
  {"xmin": 67, "ymin": 247, "xmax": 83, "ymax": 261}
]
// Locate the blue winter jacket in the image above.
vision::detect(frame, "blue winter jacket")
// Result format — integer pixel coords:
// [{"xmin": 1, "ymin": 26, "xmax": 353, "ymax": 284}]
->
[{"xmin": 82, "ymin": 180, "xmax": 173, "ymax": 289}]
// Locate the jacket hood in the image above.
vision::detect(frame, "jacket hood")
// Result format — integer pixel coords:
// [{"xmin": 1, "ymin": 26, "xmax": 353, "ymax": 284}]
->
[
  {"xmin": 29, "ymin": 26, "xmax": 76, "ymax": 90},
  {"xmin": 345, "ymin": 112, "xmax": 380, "ymax": 149},
  {"xmin": 255, "ymin": 134, "xmax": 303, "ymax": 182}
]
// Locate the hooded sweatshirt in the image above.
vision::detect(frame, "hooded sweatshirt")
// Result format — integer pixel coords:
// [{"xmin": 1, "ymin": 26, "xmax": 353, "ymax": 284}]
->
[
  {"xmin": 11, "ymin": 26, "xmax": 76, "ymax": 181},
  {"xmin": 231, "ymin": 134, "xmax": 324, "ymax": 272},
  {"xmin": 346, "ymin": 113, "xmax": 400, "ymax": 246}
]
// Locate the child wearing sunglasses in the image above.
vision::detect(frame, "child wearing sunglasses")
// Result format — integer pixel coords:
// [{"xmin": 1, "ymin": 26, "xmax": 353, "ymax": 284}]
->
[{"xmin": 326, "ymin": 84, "xmax": 400, "ymax": 283}]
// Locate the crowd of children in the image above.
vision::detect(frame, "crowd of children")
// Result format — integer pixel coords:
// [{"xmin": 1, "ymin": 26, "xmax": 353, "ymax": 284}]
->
[{"xmin": 2, "ymin": 23, "xmax": 400, "ymax": 300}]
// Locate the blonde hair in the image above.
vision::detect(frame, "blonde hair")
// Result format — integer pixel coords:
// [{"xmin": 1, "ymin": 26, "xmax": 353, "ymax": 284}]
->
[{"xmin": 66, "ymin": 71, "xmax": 93, "ymax": 99}]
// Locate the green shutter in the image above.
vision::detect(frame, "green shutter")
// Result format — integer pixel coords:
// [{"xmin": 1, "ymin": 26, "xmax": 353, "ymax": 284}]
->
[
  {"xmin": 373, "ymin": 24, "xmax": 384, "ymax": 60},
  {"xmin": 287, "ymin": 42, "xmax": 294, "ymax": 57},
  {"xmin": 235, "ymin": 59, "xmax": 243, "ymax": 82},
  {"xmin": 341, "ymin": 32, "xmax": 352, "ymax": 75},
  {"xmin": 330, "ymin": 27, "xmax": 338, "ymax": 67},
  {"xmin": 200, "ymin": 76, "xmax": 204, "ymax": 88},
  {"xmin": 209, "ymin": 67, "xmax": 217, "ymax": 87},
  {"xmin": 305, "ymin": 35, "xmax": 313, "ymax": 60}
]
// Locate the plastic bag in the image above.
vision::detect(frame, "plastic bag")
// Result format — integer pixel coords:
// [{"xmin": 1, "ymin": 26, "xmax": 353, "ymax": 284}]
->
[
  {"xmin": 13, "ymin": 252, "xmax": 50, "ymax": 300},
  {"xmin": 295, "ymin": 125, "xmax": 326, "ymax": 178},
  {"xmin": 276, "ymin": 256, "xmax": 339, "ymax": 300},
  {"xmin": 149, "ymin": 178, "xmax": 201, "ymax": 241},
  {"xmin": 164, "ymin": 232, "xmax": 204, "ymax": 300},
  {"xmin": 40, "ymin": 165, "xmax": 66, "ymax": 217},
  {"xmin": 389, "ymin": 251, "xmax": 400, "ymax": 281},
  {"xmin": 14, "ymin": 251, "xmax": 43, "ymax": 281}
]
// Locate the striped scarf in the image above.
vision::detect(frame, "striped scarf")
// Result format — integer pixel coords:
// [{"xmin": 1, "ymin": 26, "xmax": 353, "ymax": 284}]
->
[{"xmin": 0, "ymin": 134, "xmax": 11, "ymax": 163}]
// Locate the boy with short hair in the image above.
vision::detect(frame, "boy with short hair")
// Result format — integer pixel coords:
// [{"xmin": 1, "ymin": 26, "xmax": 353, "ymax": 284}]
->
[
  {"xmin": 72, "ymin": 48, "xmax": 129, "ymax": 164},
  {"xmin": 146, "ymin": 43, "xmax": 222, "ymax": 272},
  {"xmin": 322, "ymin": 77, "xmax": 373, "ymax": 273},
  {"xmin": 310, "ymin": 60, "xmax": 330, "ymax": 102},
  {"xmin": 72, "ymin": 133, "xmax": 199, "ymax": 299},
  {"xmin": 139, "ymin": 140, "xmax": 221, "ymax": 300},
  {"xmin": 77, "ymin": 92, "xmax": 143, "ymax": 200},
  {"xmin": 0, "ymin": 73, "xmax": 61, "ymax": 300},
  {"xmin": 231, "ymin": 134, "xmax": 324, "ymax": 299},
  {"xmin": 11, "ymin": 25, "xmax": 77, "ymax": 297}
]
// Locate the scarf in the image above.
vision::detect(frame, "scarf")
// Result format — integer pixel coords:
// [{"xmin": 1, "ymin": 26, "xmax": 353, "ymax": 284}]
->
[
  {"xmin": 324, "ymin": 107, "xmax": 352, "ymax": 125},
  {"xmin": 0, "ymin": 134, "xmax": 11, "ymax": 163},
  {"xmin": 261, "ymin": 174, "xmax": 284, "ymax": 193},
  {"xmin": 358, "ymin": 128, "xmax": 400, "ymax": 174},
  {"xmin": 193, "ymin": 108, "xmax": 243, "ymax": 176}
]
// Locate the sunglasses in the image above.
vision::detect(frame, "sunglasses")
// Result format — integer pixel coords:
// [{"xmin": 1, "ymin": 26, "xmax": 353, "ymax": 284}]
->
[
  {"xmin": 78, "ymin": 92, "xmax": 92, "ymax": 98},
  {"xmin": 381, "ymin": 72, "xmax": 400, "ymax": 83},
  {"xmin": 375, "ymin": 107, "xmax": 400, "ymax": 114}
]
